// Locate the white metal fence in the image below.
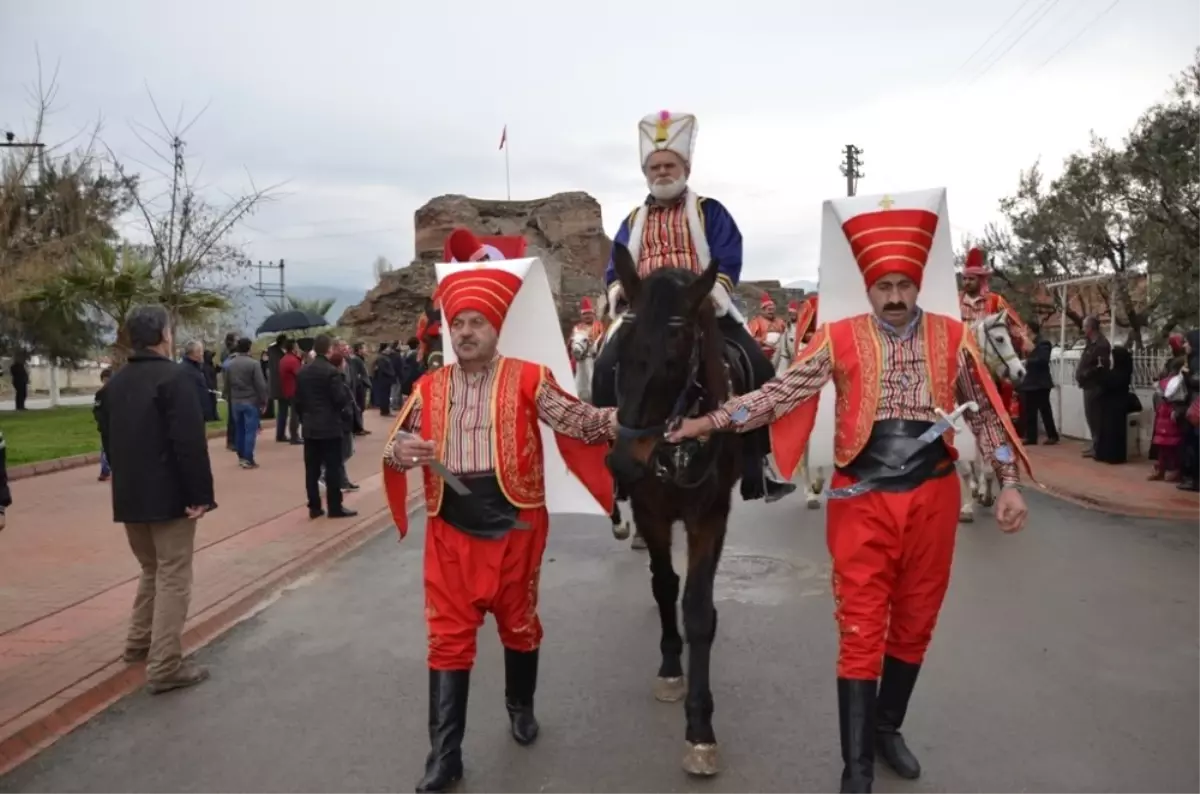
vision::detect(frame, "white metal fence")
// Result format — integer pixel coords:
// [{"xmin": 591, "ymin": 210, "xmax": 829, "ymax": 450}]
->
[{"xmin": 1050, "ymin": 348, "xmax": 1169, "ymax": 455}]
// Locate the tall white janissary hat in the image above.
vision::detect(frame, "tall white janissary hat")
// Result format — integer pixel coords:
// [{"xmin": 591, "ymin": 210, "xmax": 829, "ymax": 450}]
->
[{"xmin": 638, "ymin": 110, "xmax": 697, "ymax": 168}]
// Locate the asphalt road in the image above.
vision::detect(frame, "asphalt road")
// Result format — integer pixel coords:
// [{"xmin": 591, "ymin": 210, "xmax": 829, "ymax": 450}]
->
[{"xmin": 3, "ymin": 491, "xmax": 1197, "ymax": 793}]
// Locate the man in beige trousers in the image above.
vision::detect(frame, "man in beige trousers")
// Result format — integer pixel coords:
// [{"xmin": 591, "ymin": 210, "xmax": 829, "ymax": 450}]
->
[{"xmin": 94, "ymin": 305, "xmax": 216, "ymax": 694}]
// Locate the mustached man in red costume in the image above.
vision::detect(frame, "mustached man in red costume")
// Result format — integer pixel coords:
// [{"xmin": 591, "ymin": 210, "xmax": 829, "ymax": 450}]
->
[
  {"xmin": 960, "ymin": 247, "xmax": 1031, "ymax": 419},
  {"xmin": 747, "ymin": 292, "xmax": 788, "ymax": 359},
  {"xmin": 667, "ymin": 192, "xmax": 1032, "ymax": 792},
  {"xmin": 383, "ymin": 227, "xmax": 617, "ymax": 792}
]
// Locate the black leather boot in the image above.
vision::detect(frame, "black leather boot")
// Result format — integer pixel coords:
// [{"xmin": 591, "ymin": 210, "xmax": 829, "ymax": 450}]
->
[
  {"xmin": 876, "ymin": 655, "xmax": 922, "ymax": 779},
  {"xmin": 415, "ymin": 669, "xmax": 469, "ymax": 792},
  {"xmin": 838, "ymin": 678, "xmax": 877, "ymax": 793},
  {"xmin": 504, "ymin": 648, "xmax": 540, "ymax": 746}
]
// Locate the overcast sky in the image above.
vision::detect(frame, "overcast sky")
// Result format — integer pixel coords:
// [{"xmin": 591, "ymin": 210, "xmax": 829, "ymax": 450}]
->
[{"xmin": 2, "ymin": 0, "xmax": 1196, "ymax": 292}]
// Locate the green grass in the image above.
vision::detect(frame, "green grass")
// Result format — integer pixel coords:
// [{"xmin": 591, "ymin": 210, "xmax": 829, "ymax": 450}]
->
[{"xmin": 1, "ymin": 405, "xmax": 226, "ymax": 466}]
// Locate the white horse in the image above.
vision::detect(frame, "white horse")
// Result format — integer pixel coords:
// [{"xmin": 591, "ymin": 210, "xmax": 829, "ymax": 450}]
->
[
  {"xmin": 771, "ymin": 323, "xmax": 826, "ymax": 508},
  {"xmin": 955, "ymin": 311, "xmax": 1026, "ymax": 523},
  {"xmin": 569, "ymin": 325, "xmax": 600, "ymax": 404}
]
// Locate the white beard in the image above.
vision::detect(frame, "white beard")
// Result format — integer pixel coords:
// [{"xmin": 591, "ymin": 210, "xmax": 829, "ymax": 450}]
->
[{"xmin": 648, "ymin": 177, "xmax": 687, "ymax": 201}]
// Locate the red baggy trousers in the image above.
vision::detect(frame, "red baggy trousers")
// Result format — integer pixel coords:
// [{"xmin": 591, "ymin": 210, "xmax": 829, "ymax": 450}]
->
[
  {"xmin": 423, "ymin": 507, "xmax": 549, "ymax": 671},
  {"xmin": 825, "ymin": 470, "xmax": 960, "ymax": 680}
]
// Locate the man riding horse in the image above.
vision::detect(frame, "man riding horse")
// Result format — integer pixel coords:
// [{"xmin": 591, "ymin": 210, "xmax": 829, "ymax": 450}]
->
[
  {"xmin": 573, "ymin": 297, "xmax": 605, "ymax": 348},
  {"xmin": 591, "ymin": 109, "xmax": 794, "ymax": 503},
  {"xmin": 960, "ymin": 247, "xmax": 1031, "ymax": 417}
]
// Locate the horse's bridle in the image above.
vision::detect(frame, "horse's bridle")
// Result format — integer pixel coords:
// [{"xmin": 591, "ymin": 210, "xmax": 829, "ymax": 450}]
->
[
  {"xmin": 613, "ymin": 310, "xmax": 720, "ymax": 490},
  {"xmin": 978, "ymin": 318, "xmax": 1017, "ymax": 381}
]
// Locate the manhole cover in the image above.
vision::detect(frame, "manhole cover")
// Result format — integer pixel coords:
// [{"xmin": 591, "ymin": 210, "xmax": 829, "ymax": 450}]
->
[{"xmin": 715, "ymin": 554, "xmax": 796, "ymax": 585}]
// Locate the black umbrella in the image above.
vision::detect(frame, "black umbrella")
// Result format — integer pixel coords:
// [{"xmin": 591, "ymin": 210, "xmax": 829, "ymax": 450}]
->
[{"xmin": 256, "ymin": 309, "xmax": 329, "ymax": 335}]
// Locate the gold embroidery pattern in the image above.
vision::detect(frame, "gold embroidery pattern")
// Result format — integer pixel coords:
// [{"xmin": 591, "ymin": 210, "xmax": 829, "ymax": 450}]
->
[
  {"xmin": 922, "ymin": 315, "xmax": 958, "ymax": 448},
  {"xmin": 837, "ymin": 315, "xmax": 882, "ymax": 466},
  {"xmin": 425, "ymin": 369, "xmax": 451, "ymax": 515},
  {"xmin": 510, "ymin": 562, "xmax": 543, "ymax": 649},
  {"xmin": 494, "ymin": 360, "xmax": 545, "ymax": 508}
]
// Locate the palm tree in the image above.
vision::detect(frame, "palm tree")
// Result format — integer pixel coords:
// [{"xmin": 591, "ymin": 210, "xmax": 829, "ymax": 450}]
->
[
  {"xmin": 24, "ymin": 242, "xmax": 228, "ymax": 361},
  {"xmin": 263, "ymin": 294, "xmax": 335, "ymax": 319}
]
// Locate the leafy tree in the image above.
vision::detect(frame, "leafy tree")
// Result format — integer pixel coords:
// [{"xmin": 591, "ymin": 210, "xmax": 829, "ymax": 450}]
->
[
  {"xmin": 981, "ymin": 50, "xmax": 1200, "ymax": 348},
  {"xmin": 0, "ymin": 60, "xmax": 133, "ymax": 360},
  {"xmin": 1122, "ymin": 54, "xmax": 1199, "ymax": 337},
  {"xmin": 24, "ymin": 241, "xmax": 228, "ymax": 360}
]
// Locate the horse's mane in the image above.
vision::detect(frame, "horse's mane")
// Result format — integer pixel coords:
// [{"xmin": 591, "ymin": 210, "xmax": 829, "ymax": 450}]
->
[{"xmin": 630, "ymin": 268, "xmax": 729, "ymax": 405}]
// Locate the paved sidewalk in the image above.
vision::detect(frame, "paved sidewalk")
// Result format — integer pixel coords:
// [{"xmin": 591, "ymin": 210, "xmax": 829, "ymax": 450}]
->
[
  {"xmin": 0, "ymin": 410, "xmax": 417, "ymax": 774},
  {"xmin": 1028, "ymin": 438, "xmax": 1198, "ymax": 520}
]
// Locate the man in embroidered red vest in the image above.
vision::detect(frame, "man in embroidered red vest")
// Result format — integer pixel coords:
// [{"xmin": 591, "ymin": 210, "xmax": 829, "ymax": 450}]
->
[
  {"xmin": 382, "ymin": 246, "xmax": 617, "ymax": 792},
  {"xmin": 960, "ymin": 246, "xmax": 1032, "ymax": 419},
  {"xmin": 592, "ymin": 109, "xmax": 794, "ymax": 502},
  {"xmin": 667, "ymin": 204, "xmax": 1032, "ymax": 793},
  {"xmin": 748, "ymin": 293, "xmax": 787, "ymax": 359}
]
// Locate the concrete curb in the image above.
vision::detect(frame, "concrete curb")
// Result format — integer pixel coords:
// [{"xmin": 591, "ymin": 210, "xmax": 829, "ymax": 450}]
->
[
  {"xmin": 1035, "ymin": 482, "xmax": 1197, "ymax": 522},
  {"xmin": 0, "ymin": 477, "xmax": 423, "ymax": 775},
  {"xmin": 8, "ymin": 428, "xmax": 228, "ymax": 482}
]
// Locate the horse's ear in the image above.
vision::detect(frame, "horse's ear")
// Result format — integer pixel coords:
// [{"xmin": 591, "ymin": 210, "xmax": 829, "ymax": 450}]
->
[
  {"xmin": 686, "ymin": 257, "xmax": 721, "ymax": 313},
  {"xmin": 611, "ymin": 242, "xmax": 640, "ymax": 303}
]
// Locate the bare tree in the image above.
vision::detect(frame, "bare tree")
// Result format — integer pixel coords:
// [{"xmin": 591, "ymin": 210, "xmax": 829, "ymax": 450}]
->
[{"xmin": 105, "ymin": 87, "xmax": 284, "ymax": 329}]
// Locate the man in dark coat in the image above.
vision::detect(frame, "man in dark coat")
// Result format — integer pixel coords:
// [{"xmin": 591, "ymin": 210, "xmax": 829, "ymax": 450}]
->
[
  {"xmin": 371, "ymin": 342, "xmax": 396, "ymax": 416},
  {"xmin": 220, "ymin": 332, "xmax": 238, "ymax": 450},
  {"xmin": 9, "ymin": 353, "xmax": 29, "ymax": 411},
  {"xmin": 0, "ymin": 429, "xmax": 10, "ymax": 532},
  {"xmin": 93, "ymin": 304, "xmax": 215, "ymax": 695},
  {"xmin": 1016, "ymin": 321, "xmax": 1058, "ymax": 445},
  {"xmin": 1076, "ymin": 315, "xmax": 1111, "ymax": 457},
  {"xmin": 181, "ymin": 339, "xmax": 218, "ymax": 422},
  {"xmin": 348, "ymin": 342, "xmax": 372, "ymax": 435},
  {"xmin": 294, "ymin": 334, "xmax": 358, "ymax": 519}
]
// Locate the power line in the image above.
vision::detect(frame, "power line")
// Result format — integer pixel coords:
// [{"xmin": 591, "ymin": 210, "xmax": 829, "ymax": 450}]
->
[
  {"xmin": 967, "ymin": 0, "xmax": 1064, "ymax": 86},
  {"xmin": 1035, "ymin": 0, "xmax": 1122, "ymax": 71},
  {"xmin": 954, "ymin": 0, "xmax": 1038, "ymax": 75}
]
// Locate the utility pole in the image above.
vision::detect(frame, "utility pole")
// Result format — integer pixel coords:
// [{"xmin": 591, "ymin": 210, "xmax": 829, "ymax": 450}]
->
[
  {"xmin": 253, "ymin": 259, "xmax": 286, "ymax": 301},
  {"xmin": 1, "ymin": 130, "xmax": 46, "ymax": 181},
  {"xmin": 839, "ymin": 144, "xmax": 864, "ymax": 197}
]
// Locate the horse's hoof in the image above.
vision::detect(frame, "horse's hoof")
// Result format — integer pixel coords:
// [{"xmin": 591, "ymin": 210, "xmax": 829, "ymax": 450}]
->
[
  {"xmin": 653, "ymin": 676, "xmax": 686, "ymax": 702},
  {"xmin": 611, "ymin": 520, "xmax": 631, "ymax": 540},
  {"xmin": 682, "ymin": 742, "xmax": 719, "ymax": 777},
  {"xmin": 978, "ymin": 494, "xmax": 995, "ymax": 508},
  {"xmin": 813, "ymin": 479, "xmax": 825, "ymax": 492},
  {"xmin": 958, "ymin": 510, "xmax": 975, "ymax": 523},
  {"xmin": 630, "ymin": 534, "xmax": 648, "ymax": 551},
  {"xmin": 806, "ymin": 497, "xmax": 820, "ymax": 510}
]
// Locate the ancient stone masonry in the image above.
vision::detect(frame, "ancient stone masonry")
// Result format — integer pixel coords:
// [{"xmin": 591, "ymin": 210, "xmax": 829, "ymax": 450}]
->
[
  {"xmin": 339, "ymin": 192, "xmax": 611, "ymax": 342},
  {"xmin": 338, "ymin": 191, "xmax": 813, "ymax": 344}
]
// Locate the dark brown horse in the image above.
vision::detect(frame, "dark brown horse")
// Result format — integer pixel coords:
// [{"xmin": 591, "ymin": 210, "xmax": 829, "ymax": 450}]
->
[{"xmin": 606, "ymin": 243, "xmax": 744, "ymax": 777}]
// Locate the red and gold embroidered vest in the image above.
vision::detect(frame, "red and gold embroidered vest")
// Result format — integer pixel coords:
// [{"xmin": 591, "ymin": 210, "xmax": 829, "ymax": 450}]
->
[
  {"xmin": 413, "ymin": 358, "xmax": 547, "ymax": 516},
  {"xmin": 826, "ymin": 313, "xmax": 964, "ymax": 468}
]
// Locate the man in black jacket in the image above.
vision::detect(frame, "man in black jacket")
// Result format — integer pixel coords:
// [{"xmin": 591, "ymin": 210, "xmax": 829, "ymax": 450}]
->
[
  {"xmin": 294, "ymin": 334, "xmax": 358, "ymax": 519},
  {"xmin": 0, "ymin": 429, "xmax": 10, "ymax": 532},
  {"xmin": 94, "ymin": 304, "xmax": 215, "ymax": 695},
  {"xmin": 1076, "ymin": 315, "xmax": 1111, "ymax": 457},
  {"xmin": 1017, "ymin": 321, "xmax": 1059, "ymax": 445}
]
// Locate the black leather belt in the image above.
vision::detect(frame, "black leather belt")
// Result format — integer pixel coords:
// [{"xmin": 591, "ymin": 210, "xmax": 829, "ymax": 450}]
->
[
  {"xmin": 835, "ymin": 419, "xmax": 954, "ymax": 495},
  {"xmin": 437, "ymin": 472, "xmax": 522, "ymax": 540}
]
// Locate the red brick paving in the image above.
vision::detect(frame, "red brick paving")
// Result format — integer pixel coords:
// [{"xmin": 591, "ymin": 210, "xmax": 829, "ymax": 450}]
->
[
  {"xmin": 0, "ymin": 410, "xmax": 419, "ymax": 774},
  {"xmin": 1028, "ymin": 437, "xmax": 1198, "ymax": 521}
]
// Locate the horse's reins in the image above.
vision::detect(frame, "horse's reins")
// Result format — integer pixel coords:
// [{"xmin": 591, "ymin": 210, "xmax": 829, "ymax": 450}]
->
[{"xmin": 613, "ymin": 311, "xmax": 722, "ymax": 490}]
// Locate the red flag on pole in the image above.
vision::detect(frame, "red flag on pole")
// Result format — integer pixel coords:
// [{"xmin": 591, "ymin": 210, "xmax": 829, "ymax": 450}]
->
[{"xmin": 499, "ymin": 125, "xmax": 507, "ymax": 150}]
